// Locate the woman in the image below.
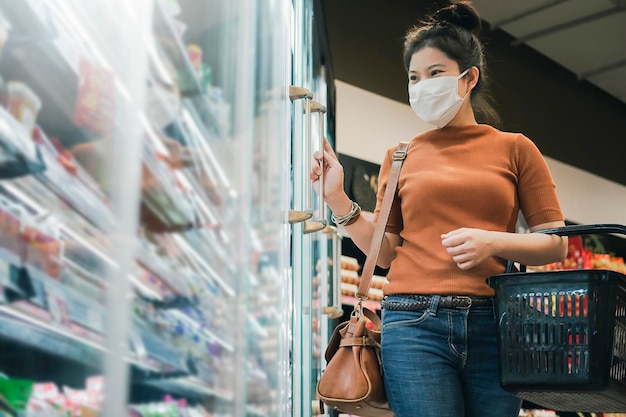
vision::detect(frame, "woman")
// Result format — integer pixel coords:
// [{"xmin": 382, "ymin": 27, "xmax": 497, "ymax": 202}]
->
[{"xmin": 311, "ymin": 1, "xmax": 568, "ymax": 416}]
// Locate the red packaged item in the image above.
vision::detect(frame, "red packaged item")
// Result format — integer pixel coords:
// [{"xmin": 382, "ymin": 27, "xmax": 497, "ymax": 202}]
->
[
  {"xmin": 21, "ymin": 224, "xmax": 62, "ymax": 279},
  {"xmin": 0, "ymin": 203, "xmax": 25, "ymax": 265}
]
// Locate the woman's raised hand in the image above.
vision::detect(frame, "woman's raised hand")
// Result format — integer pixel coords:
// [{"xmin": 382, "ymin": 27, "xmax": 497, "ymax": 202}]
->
[{"xmin": 310, "ymin": 138, "xmax": 345, "ymax": 203}]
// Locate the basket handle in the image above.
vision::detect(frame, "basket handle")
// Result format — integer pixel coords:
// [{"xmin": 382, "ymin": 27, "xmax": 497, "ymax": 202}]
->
[{"xmin": 504, "ymin": 223, "xmax": 626, "ymax": 273}]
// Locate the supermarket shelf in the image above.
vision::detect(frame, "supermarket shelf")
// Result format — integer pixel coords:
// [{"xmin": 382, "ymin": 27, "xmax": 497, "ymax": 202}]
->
[
  {"xmin": 0, "ymin": 304, "xmax": 197, "ymax": 378},
  {"xmin": 136, "ymin": 245, "xmax": 193, "ymax": 297},
  {"xmin": 34, "ymin": 171, "xmax": 116, "ymax": 233},
  {"xmin": 25, "ymin": 266, "xmax": 105, "ymax": 333},
  {"xmin": 0, "ymin": 305, "xmax": 103, "ymax": 366},
  {"xmin": 246, "ymin": 406, "xmax": 269, "ymax": 417},
  {"xmin": 171, "ymin": 234, "xmax": 234, "ymax": 297},
  {"xmin": 133, "ymin": 317, "xmax": 192, "ymax": 373},
  {"xmin": 182, "ymin": 228, "xmax": 236, "ymax": 278},
  {"xmin": 247, "ymin": 313, "xmax": 269, "ymax": 339},
  {"xmin": 0, "ymin": 0, "xmax": 96, "ymax": 147},
  {"xmin": 1, "ymin": 261, "xmax": 224, "ymax": 373},
  {"xmin": 152, "ymin": 0, "xmax": 204, "ymax": 97},
  {"xmin": 169, "ymin": 310, "xmax": 234, "ymax": 352},
  {"xmin": 0, "ymin": 1, "xmax": 223, "ymax": 235},
  {"xmin": 149, "ymin": 6, "xmax": 229, "ymax": 146},
  {"xmin": 140, "ymin": 376, "xmax": 234, "ymax": 402},
  {"xmin": 0, "ymin": 0, "xmax": 289, "ymax": 413},
  {"xmin": 0, "ymin": 115, "xmax": 115, "ymax": 235},
  {"xmin": 0, "ymin": 106, "xmax": 43, "ymax": 183}
]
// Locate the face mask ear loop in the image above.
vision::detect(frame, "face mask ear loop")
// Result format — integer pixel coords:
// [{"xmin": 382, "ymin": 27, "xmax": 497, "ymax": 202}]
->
[{"xmin": 458, "ymin": 68, "xmax": 472, "ymax": 99}]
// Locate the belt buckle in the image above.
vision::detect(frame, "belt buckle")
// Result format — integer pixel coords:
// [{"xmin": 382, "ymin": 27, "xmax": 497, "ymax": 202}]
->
[{"xmin": 457, "ymin": 296, "xmax": 473, "ymax": 309}]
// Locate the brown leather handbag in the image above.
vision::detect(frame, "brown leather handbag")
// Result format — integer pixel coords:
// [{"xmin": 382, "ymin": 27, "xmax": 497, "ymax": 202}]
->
[{"xmin": 316, "ymin": 141, "xmax": 408, "ymax": 417}]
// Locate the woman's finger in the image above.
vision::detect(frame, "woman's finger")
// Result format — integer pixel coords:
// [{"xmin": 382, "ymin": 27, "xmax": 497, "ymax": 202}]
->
[
  {"xmin": 313, "ymin": 150, "xmax": 323, "ymax": 161},
  {"xmin": 323, "ymin": 137, "xmax": 339, "ymax": 160},
  {"xmin": 322, "ymin": 149, "xmax": 341, "ymax": 169}
]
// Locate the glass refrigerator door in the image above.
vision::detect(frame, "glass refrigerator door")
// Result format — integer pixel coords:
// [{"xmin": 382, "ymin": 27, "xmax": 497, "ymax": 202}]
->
[
  {"xmin": 290, "ymin": 0, "xmax": 334, "ymax": 415},
  {"xmin": 0, "ymin": 0, "xmax": 150, "ymax": 415},
  {"xmin": 0, "ymin": 0, "xmax": 294, "ymax": 416},
  {"xmin": 291, "ymin": 0, "xmax": 313, "ymax": 415}
]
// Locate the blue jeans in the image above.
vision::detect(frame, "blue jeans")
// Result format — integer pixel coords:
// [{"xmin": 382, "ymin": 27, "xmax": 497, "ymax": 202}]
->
[{"xmin": 381, "ymin": 295, "xmax": 522, "ymax": 417}]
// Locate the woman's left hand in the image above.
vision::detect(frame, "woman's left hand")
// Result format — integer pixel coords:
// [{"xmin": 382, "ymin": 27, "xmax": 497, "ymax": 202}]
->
[{"xmin": 441, "ymin": 228, "xmax": 494, "ymax": 270}]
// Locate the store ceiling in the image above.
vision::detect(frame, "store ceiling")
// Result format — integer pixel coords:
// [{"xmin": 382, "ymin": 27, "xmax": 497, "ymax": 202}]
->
[
  {"xmin": 321, "ymin": 0, "xmax": 626, "ymax": 187},
  {"xmin": 468, "ymin": 0, "xmax": 626, "ymax": 105}
]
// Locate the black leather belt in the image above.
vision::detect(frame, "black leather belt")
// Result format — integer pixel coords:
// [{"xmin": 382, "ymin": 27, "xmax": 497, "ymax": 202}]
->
[{"xmin": 381, "ymin": 294, "xmax": 493, "ymax": 311}]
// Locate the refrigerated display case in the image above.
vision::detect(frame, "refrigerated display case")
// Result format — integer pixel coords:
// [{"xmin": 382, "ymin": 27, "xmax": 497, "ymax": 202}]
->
[{"xmin": 0, "ymin": 0, "xmax": 342, "ymax": 416}]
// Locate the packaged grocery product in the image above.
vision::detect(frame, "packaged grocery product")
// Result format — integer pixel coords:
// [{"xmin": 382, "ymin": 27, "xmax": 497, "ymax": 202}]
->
[
  {"xmin": 186, "ymin": 44, "xmax": 202, "ymax": 77},
  {"xmin": 145, "ymin": 80, "xmax": 181, "ymax": 130},
  {"xmin": 0, "ymin": 201, "xmax": 24, "ymax": 265},
  {"xmin": 74, "ymin": 58, "xmax": 115, "ymax": 136},
  {"xmin": 0, "ymin": 81, "xmax": 42, "ymax": 137},
  {"xmin": 21, "ymin": 221, "xmax": 62, "ymax": 280},
  {"xmin": 0, "ymin": 103, "xmax": 46, "ymax": 179},
  {"xmin": 0, "ymin": 377, "xmax": 33, "ymax": 411}
]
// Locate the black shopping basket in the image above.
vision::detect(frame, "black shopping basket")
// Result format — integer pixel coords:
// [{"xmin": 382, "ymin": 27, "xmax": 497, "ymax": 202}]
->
[{"xmin": 487, "ymin": 224, "xmax": 626, "ymax": 413}]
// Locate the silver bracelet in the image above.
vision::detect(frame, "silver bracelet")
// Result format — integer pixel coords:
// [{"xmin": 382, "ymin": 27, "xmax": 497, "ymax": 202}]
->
[{"xmin": 331, "ymin": 201, "xmax": 361, "ymax": 226}]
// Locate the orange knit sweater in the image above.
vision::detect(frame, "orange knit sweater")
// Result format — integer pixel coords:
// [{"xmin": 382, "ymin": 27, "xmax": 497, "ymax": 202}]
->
[{"xmin": 374, "ymin": 124, "xmax": 564, "ymax": 297}]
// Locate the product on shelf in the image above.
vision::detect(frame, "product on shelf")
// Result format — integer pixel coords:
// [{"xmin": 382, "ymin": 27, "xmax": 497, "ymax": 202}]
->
[
  {"xmin": 0, "ymin": 376, "xmax": 102, "ymax": 417},
  {"xmin": 340, "ymin": 255, "xmax": 359, "ymax": 272},
  {"xmin": 518, "ymin": 410, "xmax": 557, "ymax": 417},
  {"xmin": 0, "ymin": 377, "xmax": 32, "ymax": 412},
  {"xmin": 531, "ymin": 235, "xmax": 626, "ymax": 274},
  {"xmin": 340, "ymin": 254, "xmax": 387, "ymax": 301},
  {"xmin": 131, "ymin": 395, "xmax": 212, "ymax": 417},
  {"xmin": 0, "ymin": 0, "xmax": 287, "ymax": 415},
  {"xmin": 0, "ymin": 197, "xmax": 25, "ymax": 266},
  {"xmin": 68, "ymin": 140, "xmax": 110, "ymax": 193},
  {"xmin": 73, "ymin": 58, "xmax": 115, "ymax": 136},
  {"xmin": 160, "ymin": 137, "xmax": 192, "ymax": 169},
  {"xmin": 33, "ymin": 128, "xmax": 114, "ymax": 230},
  {"xmin": 21, "ymin": 222, "xmax": 62, "ymax": 280},
  {"xmin": 341, "ymin": 269, "xmax": 358, "ymax": 286},
  {"xmin": 186, "ymin": 44, "xmax": 203, "ymax": 78},
  {"xmin": 0, "ymin": 106, "xmax": 46, "ymax": 180},
  {"xmin": 145, "ymin": 79, "xmax": 181, "ymax": 131},
  {"xmin": 0, "ymin": 81, "xmax": 41, "ymax": 138}
]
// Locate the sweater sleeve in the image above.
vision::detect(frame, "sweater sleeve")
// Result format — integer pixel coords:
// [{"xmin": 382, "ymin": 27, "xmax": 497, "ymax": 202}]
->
[
  {"xmin": 515, "ymin": 135, "xmax": 564, "ymax": 227},
  {"xmin": 373, "ymin": 146, "xmax": 403, "ymax": 234}
]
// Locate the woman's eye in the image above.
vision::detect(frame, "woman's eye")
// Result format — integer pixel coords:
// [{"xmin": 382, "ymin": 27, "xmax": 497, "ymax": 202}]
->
[
  {"xmin": 409, "ymin": 75, "xmax": 418, "ymax": 82},
  {"xmin": 430, "ymin": 70, "xmax": 443, "ymax": 77}
]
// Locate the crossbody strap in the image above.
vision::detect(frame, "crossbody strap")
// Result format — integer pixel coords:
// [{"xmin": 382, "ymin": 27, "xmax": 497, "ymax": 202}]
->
[{"xmin": 356, "ymin": 141, "xmax": 409, "ymax": 300}]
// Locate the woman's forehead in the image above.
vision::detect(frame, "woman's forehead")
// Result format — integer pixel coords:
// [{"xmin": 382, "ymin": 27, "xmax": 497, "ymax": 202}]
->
[{"xmin": 409, "ymin": 47, "xmax": 458, "ymax": 72}]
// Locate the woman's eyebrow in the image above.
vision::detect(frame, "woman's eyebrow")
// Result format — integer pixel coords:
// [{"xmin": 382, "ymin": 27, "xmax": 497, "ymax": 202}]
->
[
  {"xmin": 409, "ymin": 63, "xmax": 446, "ymax": 73},
  {"xmin": 426, "ymin": 63, "xmax": 445, "ymax": 70}
]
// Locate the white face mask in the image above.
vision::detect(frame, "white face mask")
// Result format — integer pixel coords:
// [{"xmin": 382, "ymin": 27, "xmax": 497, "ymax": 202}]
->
[{"xmin": 408, "ymin": 69, "xmax": 470, "ymax": 128}]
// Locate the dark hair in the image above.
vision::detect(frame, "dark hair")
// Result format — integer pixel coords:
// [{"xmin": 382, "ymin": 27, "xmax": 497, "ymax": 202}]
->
[{"xmin": 403, "ymin": 1, "xmax": 500, "ymax": 126}]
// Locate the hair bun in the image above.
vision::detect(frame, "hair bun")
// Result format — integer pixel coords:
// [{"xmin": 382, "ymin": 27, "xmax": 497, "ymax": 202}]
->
[{"xmin": 433, "ymin": 1, "xmax": 482, "ymax": 35}]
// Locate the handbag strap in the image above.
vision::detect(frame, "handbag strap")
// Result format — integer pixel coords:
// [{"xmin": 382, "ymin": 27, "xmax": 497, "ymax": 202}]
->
[{"xmin": 356, "ymin": 141, "xmax": 409, "ymax": 300}]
